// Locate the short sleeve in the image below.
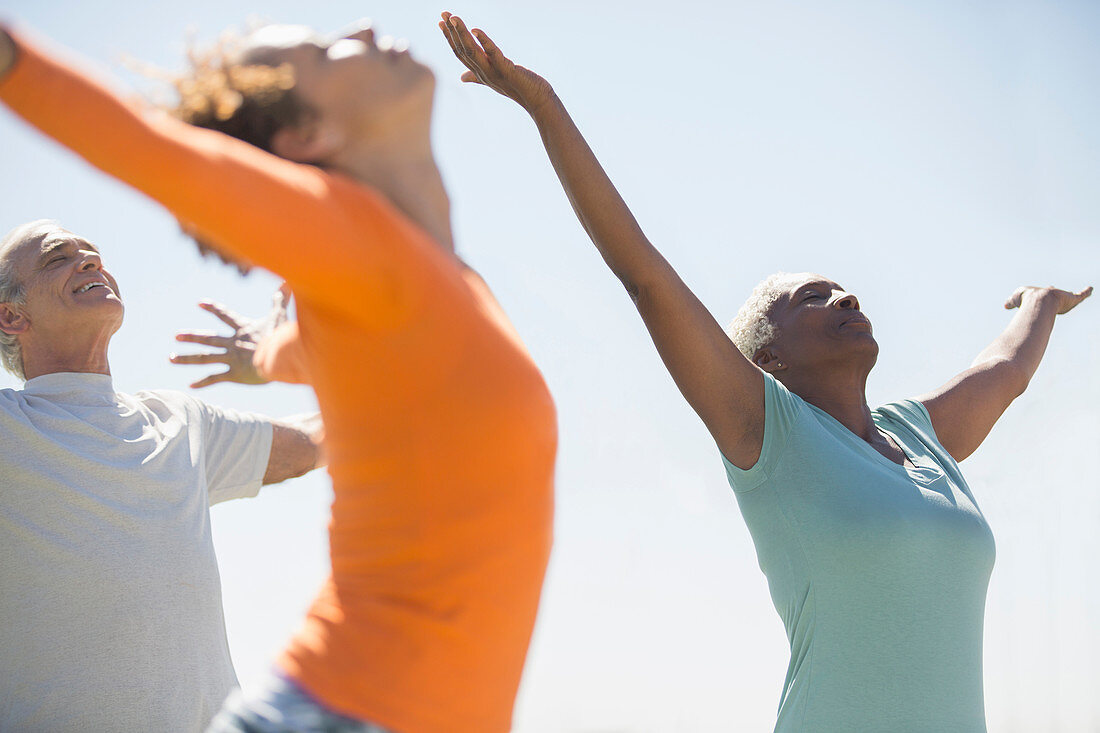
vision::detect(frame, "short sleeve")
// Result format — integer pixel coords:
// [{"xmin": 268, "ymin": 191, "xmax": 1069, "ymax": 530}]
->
[
  {"xmin": 875, "ymin": 398, "xmax": 961, "ymax": 470},
  {"xmin": 876, "ymin": 399, "xmax": 940, "ymax": 449},
  {"xmin": 720, "ymin": 373, "xmax": 805, "ymax": 493},
  {"xmin": 194, "ymin": 400, "xmax": 274, "ymax": 505}
]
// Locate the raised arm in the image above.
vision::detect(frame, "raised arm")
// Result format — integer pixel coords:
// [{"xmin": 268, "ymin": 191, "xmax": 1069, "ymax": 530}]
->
[
  {"xmin": 918, "ymin": 285, "xmax": 1092, "ymax": 462},
  {"xmin": 440, "ymin": 14, "xmax": 766, "ymax": 467},
  {"xmin": 0, "ymin": 26, "xmax": 397, "ymax": 310},
  {"xmin": 264, "ymin": 412, "xmax": 325, "ymax": 485}
]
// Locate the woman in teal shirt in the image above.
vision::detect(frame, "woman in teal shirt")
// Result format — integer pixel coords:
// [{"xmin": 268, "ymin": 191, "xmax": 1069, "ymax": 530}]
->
[{"xmin": 439, "ymin": 13, "xmax": 1091, "ymax": 732}]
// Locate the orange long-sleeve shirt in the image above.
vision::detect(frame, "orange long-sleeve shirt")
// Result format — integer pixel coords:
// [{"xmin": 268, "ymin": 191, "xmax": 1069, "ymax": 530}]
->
[{"xmin": 1, "ymin": 32, "xmax": 556, "ymax": 733}]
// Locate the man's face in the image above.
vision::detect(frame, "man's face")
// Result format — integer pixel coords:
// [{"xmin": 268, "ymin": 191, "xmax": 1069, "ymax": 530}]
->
[{"xmin": 3, "ymin": 227, "xmax": 124, "ymax": 343}]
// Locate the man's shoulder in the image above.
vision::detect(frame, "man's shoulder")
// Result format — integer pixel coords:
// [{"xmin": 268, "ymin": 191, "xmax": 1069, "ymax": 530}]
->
[
  {"xmin": 0, "ymin": 385, "xmax": 30, "ymax": 415},
  {"xmin": 128, "ymin": 386, "xmax": 194, "ymax": 405},
  {"xmin": 128, "ymin": 388, "xmax": 273, "ymax": 429},
  {"xmin": 113, "ymin": 387, "xmax": 208, "ymax": 425}
]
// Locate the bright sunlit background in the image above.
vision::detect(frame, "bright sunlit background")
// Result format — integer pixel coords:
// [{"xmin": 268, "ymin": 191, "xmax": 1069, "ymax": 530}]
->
[{"xmin": 2, "ymin": 1, "xmax": 1098, "ymax": 730}]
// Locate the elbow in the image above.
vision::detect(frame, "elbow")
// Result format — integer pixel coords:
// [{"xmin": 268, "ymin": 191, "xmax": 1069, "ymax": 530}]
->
[
  {"xmin": 623, "ymin": 275, "xmax": 664, "ymax": 309},
  {"xmin": 601, "ymin": 258, "xmax": 646, "ymax": 302},
  {"xmin": 985, "ymin": 358, "xmax": 1032, "ymax": 400},
  {"xmin": 617, "ymin": 262, "xmax": 674, "ymax": 307},
  {"xmin": 1006, "ymin": 362, "xmax": 1032, "ymax": 399},
  {"xmin": 621, "ymin": 276, "xmax": 643, "ymax": 303}
]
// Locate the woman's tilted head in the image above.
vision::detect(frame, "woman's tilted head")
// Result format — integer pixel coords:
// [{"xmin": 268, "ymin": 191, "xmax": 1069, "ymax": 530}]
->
[
  {"xmin": 167, "ymin": 20, "xmax": 437, "ymax": 269},
  {"xmin": 729, "ymin": 272, "xmax": 878, "ymax": 376},
  {"xmin": 171, "ymin": 21, "xmax": 434, "ymax": 165}
]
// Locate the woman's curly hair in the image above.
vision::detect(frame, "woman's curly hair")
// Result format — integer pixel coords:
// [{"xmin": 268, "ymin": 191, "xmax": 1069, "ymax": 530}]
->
[
  {"xmin": 151, "ymin": 32, "xmax": 316, "ymax": 262},
  {"xmin": 169, "ymin": 36, "xmax": 309, "ymax": 153}
]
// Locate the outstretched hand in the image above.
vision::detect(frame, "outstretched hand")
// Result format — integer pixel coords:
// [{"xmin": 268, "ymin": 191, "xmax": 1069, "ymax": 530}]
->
[
  {"xmin": 170, "ymin": 284, "xmax": 291, "ymax": 388},
  {"xmin": 439, "ymin": 12, "xmax": 555, "ymax": 113},
  {"xmin": 1004, "ymin": 285, "xmax": 1092, "ymax": 315}
]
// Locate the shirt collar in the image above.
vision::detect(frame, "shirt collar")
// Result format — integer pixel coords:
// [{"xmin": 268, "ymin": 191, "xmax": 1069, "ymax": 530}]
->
[{"xmin": 21, "ymin": 372, "xmax": 116, "ymax": 405}]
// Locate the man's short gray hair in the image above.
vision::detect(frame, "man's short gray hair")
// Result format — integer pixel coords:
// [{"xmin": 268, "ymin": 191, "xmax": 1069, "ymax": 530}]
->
[
  {"xmin": 725, "ymin": 272, "xmax": 807, "ymax": 359},
  {"xmin": 0, "ymin": 220, "xmax": 62, "ymax": 380}
]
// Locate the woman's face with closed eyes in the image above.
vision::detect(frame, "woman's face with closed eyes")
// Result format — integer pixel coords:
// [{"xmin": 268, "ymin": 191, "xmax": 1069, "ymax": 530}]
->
[
  {"xmin": 760, "ymin": 273, "xmax": 878, "ymax": 373},
  {"xmin": 239, "ymin": 23, "xmax": 435, "ymax": 143}
]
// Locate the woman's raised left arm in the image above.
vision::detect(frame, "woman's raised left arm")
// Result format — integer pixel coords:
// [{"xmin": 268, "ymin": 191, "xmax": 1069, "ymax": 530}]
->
[
  {"xmin": 918, "ymin": 285, "xmax": 1092, "ymax": 461},
  {"xmin": 0, "ymin": 25, "xmax": 406, "ymax": 312}
]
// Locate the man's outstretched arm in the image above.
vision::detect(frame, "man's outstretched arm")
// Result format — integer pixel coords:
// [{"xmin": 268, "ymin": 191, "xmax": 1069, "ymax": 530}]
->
[{"xmin": 265, "ymin": 412, "xmax": 325, "ymax": 485}]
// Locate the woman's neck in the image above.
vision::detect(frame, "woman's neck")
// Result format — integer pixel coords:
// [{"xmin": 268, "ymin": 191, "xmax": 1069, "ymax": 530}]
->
[
  {"xmin": 783, "ymin": 367, "xmax": 877, "ymax": 441},
  {"xmin": 329, "ymin": 124, "xmax": 454, "ymax": 254}
]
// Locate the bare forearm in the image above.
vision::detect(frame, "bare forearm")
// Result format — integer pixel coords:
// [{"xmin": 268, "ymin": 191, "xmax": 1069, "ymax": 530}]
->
[
  {"xmin": 527, "ymin": 93, "xmax": 669, "ymax": 295},
  {"xmin": 972, "ymin": 293, "xmax": 1059, "ymax": 390},
  {"xmin": 920, "ymin": 285, "xmax": 1089, "ymax": 460},
  {"xmin": 263, "ymin": 413, "xmax": 325, "ymax": 485},
  {"xmin": 524, "ymin": 94, "xmax": 764, "ymax": 450}
]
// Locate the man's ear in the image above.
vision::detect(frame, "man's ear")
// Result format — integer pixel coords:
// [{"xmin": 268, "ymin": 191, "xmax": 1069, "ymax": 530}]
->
[
  {"xmin": 270, "ymin": 119, "xmax": 342, "ymax": 164},
  {"xmin": 754, "ymin": 347, "xmax": 787, "ymax": 374},
  {"xmin": 0, "ymin": 303, "xmax": 28, "ymax": 336}
]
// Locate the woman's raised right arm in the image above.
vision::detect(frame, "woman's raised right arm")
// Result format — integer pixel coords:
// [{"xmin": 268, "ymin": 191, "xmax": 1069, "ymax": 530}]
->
[{"xmin": 441, "ymin": 14, "xmax": 766, "ymax": 467}]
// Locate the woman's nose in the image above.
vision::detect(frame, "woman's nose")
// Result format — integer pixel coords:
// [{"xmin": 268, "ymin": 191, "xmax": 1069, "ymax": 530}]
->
[
  {"xmin": 834, "ymin": 292, "xmax": 860, "ymax": 310},
  {"xmin": 339, "ymin": 19, "xmax": 375, "ymax": 47}
]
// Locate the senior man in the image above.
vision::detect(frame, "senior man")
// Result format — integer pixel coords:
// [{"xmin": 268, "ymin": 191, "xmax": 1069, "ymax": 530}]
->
[{"xmin": 0, "ymin": 219, "xmax": 323, "ymax": 732}]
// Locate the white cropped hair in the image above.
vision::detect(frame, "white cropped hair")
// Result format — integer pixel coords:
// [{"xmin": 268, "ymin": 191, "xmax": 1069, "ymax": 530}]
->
[{"xmin": 725, "ymin": 272, "xmax": 807, "ymax": 359}]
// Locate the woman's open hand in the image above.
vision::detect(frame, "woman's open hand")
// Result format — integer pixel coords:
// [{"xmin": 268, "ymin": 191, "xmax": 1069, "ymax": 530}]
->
[
  {"xmin": 169, "ymin": 284, "xmax": 291, "ymax": 388},
  {"xmin": 1005, "ymin": 285, "xmax": 1093, "ymax": 315},
  {"xmin": 439, "ymin": 12, "xmax": 555, "ymax": 113}
]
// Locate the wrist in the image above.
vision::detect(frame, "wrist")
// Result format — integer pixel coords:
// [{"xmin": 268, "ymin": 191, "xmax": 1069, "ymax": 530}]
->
[
  {"xmin": 522, "ymin": 87, "xmax": 561, "ymax": 120},
  {"xmin": 1026, "ymin": 287, "xmax": 1061, "ymax": 310},
  {"xmin": 1014, "ymin": 288, "xmax": 1064, "ymax": 323}
]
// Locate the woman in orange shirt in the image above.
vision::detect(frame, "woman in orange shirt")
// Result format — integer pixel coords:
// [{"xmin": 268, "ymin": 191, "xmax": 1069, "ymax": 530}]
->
[{"xmin": 0, "ymin": 20, "xmax": 556, "ymax": 733}]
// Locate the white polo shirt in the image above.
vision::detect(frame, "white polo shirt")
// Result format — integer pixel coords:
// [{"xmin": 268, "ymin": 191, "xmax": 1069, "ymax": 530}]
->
[{"xmin": 0, "ymin": 372, "xmax": 273, "ymax": 732}]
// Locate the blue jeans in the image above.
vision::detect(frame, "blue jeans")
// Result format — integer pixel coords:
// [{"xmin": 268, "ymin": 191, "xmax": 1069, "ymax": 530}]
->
[{"xmin": 207, "ymin": 671, "xmax": 391, "ymax": 733}]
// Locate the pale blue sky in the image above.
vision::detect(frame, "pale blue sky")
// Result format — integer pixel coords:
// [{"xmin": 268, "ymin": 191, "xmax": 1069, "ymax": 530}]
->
[{"xmin": 2, "ymin": 1, "xmax": 1098, "ymax": 730}]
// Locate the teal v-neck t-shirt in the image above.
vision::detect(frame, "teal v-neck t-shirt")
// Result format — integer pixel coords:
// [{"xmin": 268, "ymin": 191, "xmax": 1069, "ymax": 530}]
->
[{"xmin": 723, "ymin": 375, "xmax": 996, "ymax": 732}]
